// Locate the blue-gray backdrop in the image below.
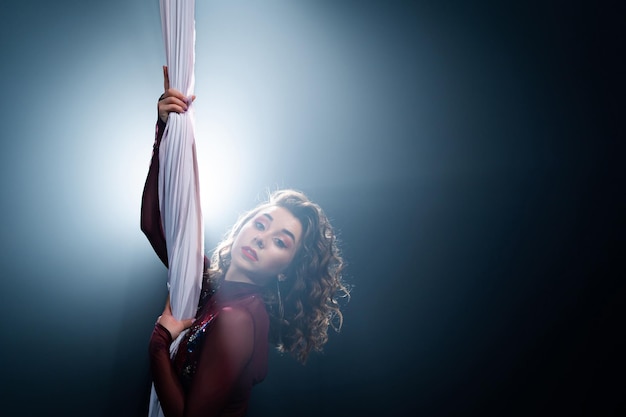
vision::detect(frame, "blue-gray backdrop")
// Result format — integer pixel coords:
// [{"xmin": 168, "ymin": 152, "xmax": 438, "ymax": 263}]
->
[{"xmin": 0, "ymin": 1, "xmax": 622, "ymax": 416}]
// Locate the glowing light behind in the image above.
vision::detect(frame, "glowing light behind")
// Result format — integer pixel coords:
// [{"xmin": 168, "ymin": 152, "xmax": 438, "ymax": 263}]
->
[
  {"xmin": 0, "ymin": 2, "xmax": 405, "ymax": 363},
  {"xmin": 1, "ymin": 0, "xmax": 394, "ymax": 301}
]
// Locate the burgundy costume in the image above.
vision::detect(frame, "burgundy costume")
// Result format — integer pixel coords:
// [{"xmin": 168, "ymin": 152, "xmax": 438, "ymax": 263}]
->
[{"xmin": 142, "ymin": 120, "xmax": 269, "ymax": 417}]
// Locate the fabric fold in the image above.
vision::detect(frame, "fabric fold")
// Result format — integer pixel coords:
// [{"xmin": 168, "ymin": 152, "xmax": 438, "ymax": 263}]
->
[{"xmin": 150, "ymin": 1, "xmax": 201, "ymax": 417}]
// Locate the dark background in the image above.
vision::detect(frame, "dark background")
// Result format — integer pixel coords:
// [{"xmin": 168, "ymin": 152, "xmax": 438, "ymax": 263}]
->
[{"xmin": 0, "ymin": 1, "xmax": 622, "ymax": 416}]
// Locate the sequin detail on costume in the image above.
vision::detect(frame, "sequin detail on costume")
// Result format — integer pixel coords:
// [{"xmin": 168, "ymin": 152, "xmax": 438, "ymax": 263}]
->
[
  {"xmin": 187, "ymin": 313, "xmax": 216, "ymax": 353},
  {"xmin": 180, "ymin": 311, "xmax": 219, "ymax": 381}
]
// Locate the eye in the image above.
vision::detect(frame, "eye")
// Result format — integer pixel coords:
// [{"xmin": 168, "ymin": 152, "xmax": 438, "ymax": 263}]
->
[
  {"xmin": 274, "ymin": 238, "xmax": 287, "ymax": 249},
  {"xmin": 254, "ymin": 221, "xmax": 265, "ymax": 231}
]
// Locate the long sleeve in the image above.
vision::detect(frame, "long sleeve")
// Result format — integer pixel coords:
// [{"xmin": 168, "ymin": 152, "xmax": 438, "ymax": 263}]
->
[
  {"xmin": 141, "ymin": 119, "xmax": 169, "ymax": 267},
  {"xmin": 149, "ymin": 308, "xmax": 256, "ymax": 417},
  {"xmin": 149, "ymin": 324, "xmax": 185, "ymax": 414}
]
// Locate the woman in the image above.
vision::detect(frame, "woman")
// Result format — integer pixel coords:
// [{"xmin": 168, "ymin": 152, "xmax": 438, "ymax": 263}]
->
[{"xmin": 141, "ymin": 69, "xmax": 349, "ymax": 417}]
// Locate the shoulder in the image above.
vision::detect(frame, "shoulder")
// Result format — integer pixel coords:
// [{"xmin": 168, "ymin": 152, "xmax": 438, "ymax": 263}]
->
[
  {"xmin": 217, "ymin": 305, "xmax": 254, "ymax": 330},
  {"xmin": 238, "ymin": 295, "xmax": 269, "ymax": 330},
  {"xmin": 216, "ymin": 299, "xmax": 268, "ymax": 338},
  {"xmin": 213, "ymin": 307, "xmax": 256, "ymax": 359}
]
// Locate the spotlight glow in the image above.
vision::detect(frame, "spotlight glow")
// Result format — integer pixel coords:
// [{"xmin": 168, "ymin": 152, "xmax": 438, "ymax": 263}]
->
[{"xmin": 195, "ymin": 109, "xmax": 253, "ymax": 233}]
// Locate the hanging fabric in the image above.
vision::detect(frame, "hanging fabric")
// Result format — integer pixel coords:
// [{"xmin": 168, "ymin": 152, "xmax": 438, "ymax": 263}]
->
[{"xmin": 149, "ymin": 1, "xmax": 202, "ymax": 416}]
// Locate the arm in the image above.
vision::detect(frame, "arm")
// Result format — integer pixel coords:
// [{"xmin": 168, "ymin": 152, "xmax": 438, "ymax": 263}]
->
[
  {"xmin": 150, "ymin": 308, "xmax": 255, "ymax": 417},
  {"xmin": 141, "ymin": 117, "xmax": 169, "ymax": 267},
  {"xmin": 141, "ymin": 113, "xmax": 210, "ymax": 272},
  {"xmin": 141, "ymin": 68, "xmax": 195, "ymax": 267}
]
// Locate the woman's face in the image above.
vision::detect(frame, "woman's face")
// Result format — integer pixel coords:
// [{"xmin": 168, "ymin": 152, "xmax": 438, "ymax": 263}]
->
[{"xmin": 229, "ymin": 206, "xmax": 303, "ymax": 286}]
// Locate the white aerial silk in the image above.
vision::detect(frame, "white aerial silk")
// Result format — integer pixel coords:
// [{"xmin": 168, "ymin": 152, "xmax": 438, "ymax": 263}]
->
[{"xmin": 149, "ymin": 1, "xmax": 202, "ymax": 416}]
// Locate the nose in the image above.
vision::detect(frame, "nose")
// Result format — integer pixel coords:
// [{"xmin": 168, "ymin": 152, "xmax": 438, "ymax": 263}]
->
[{"xmin": 254, "ymin": 237, "xmax": 264, "ymax": 249}]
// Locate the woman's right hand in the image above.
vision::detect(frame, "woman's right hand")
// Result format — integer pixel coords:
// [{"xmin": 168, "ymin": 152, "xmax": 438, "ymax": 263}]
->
[
  {"xmin": 158, "ymin": 65, "xmax": 196, "ymax": 124},
  {"xmin": 156, "ymin": 297, "xmax": 195, "ymax": 341}
]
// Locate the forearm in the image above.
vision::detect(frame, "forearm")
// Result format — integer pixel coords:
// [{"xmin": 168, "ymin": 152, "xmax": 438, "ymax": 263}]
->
[{"xmin": 149, "ymin": 324, "xmax": 186, "ymax": 417}]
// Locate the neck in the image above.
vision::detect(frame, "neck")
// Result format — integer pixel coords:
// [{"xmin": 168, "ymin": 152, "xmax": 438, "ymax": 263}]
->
[{"xmin": 224, "ymin": 266, "xmax": 259, "ymax": 285}]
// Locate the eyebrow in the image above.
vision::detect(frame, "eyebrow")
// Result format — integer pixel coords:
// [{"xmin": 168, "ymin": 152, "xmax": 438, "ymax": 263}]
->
[{"xmin": 263, "ymin": 213, "xmax": 297, "ymax": 243}]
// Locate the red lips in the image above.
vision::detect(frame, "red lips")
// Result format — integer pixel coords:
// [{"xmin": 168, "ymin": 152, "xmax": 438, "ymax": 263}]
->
[{"xmin": 241, "ymin": 246, "xmax": 258, "ymax": 261}]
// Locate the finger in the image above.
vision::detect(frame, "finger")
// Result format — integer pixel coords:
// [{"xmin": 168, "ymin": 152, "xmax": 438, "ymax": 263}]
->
[
  {"xmin": 163, "ymin": 66, "xmax": 170, "ymax": 91},
  {"xmin": 160, "ymin": 94, "xmax": 187, "ymax": 104},
  {"xmin": 159, "ymin": 96, "xmax": 189, "ymax": 111},
  {"xmin": 160, "ymin": 104, "xmax": 188, "ymax": 115},
  {"xmin": 163, "ymin": 88, "xmax": 187, "ymax": 103}
]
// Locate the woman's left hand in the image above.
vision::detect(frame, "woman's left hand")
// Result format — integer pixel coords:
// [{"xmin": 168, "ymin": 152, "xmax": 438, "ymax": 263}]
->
[
  {"xmin": 158, "ymin": 66, "xmax": 195, "ymax": 124},
  {"xmin": 156, "ymin": 297, "xmax": 195, "ymax": 340}
]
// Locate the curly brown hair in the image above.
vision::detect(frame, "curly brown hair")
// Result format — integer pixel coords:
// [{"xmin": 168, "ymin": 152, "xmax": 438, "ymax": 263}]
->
[{"xmin": 208, "ymin": 189, "xmax": 349, "ymax": 364}]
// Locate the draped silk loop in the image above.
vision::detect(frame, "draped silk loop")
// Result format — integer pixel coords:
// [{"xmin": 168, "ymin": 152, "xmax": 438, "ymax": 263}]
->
[{"xmin": 150, "ymin": 2, "xmax": 202, "ymax": 416}]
